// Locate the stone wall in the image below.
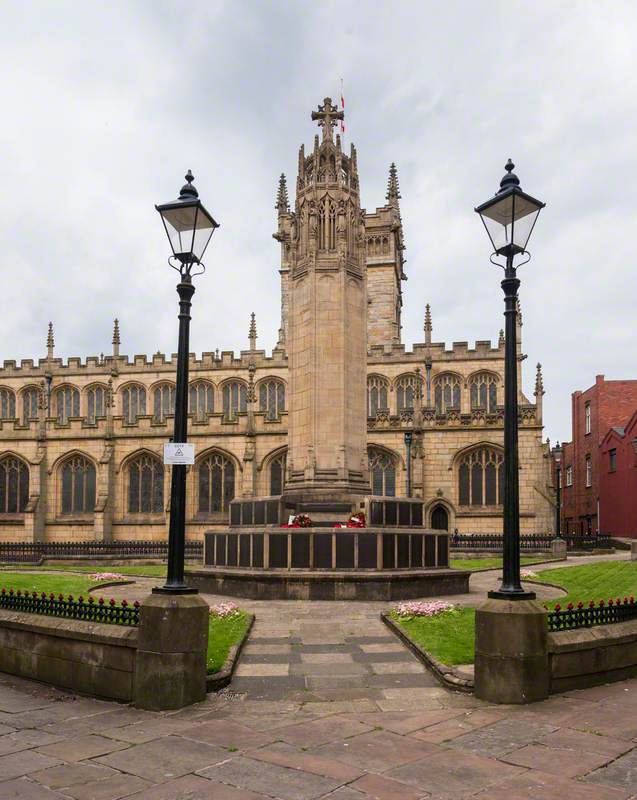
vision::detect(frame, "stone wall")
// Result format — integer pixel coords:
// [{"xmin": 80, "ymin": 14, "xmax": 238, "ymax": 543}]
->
[
  {"xmin": 0, "ymin": 609, "xmax": 138, "ymax": 701},
  {"xmin": 549, "ymin": 619, "xmax": 637, "ymax": 693}
]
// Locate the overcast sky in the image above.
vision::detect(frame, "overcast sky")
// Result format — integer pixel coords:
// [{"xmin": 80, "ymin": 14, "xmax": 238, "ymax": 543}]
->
[{"xmin": 1, "ymin": 1, "xmax": 635, "ymax": 443}]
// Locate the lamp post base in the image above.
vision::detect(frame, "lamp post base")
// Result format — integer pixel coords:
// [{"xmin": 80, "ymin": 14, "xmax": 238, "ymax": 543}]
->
[
  {"xmin": 152, "ymin": 585, "xmax": 199, "ymax": 595},
  {"xmin": 488, "ymin": 589, "xmax": 536, "ymax": 601}
]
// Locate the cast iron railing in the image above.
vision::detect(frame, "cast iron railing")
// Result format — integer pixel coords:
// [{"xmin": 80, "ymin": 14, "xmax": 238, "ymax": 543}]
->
[
  {"xmin": 449, "ymin": 533, "xmax": 611, "ymax": 551},
  {"xmin": 548, "ymin": 597, "xmax": 637, "ymax": 632},
  {"xmin": 0, "ymin": 540, "xmax": 203, "ymax": 564},
  {"xmin": 0, "ymin": 588, "xmax": 140, "ymax": 626}
]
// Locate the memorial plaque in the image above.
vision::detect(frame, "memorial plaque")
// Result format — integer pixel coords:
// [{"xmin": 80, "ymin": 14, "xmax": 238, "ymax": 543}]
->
[
  {"xmin": 424, "ymin": 534, "xmax": 436, "ymax": 567},
  {"xmin": 269, "ymin": 533, "xmax": 288, "ymax": 568},
  {"xmin": 216, "ymin": 534, "xmax": 227, "ymax": 566},
  {"xmin": 313, "ymin": 533, "xmax": 332, "ymax": 568},
  {"xmin": 397, "ymin": 534, "xmax": 410, "ymax": 567},
  {"xmin": 204, "ymin": 533, "xmax": 215, "ymax": 566},
  {"xmin": 230, "ymin": 503, "xmax": 241, "ymax": 526},
  {"xmin": 412, "ymin": 503, "xmax": 423, "ymax": 526},
  {"xmin": 243, "ymin": 503, "xmax": 253, "ymax": 525},
  {"xmin": 386, "ymin": 501, "xmax": 397, "ymax": 526},
  {"xmin": 266, "ymin": 500, "xmax": 279, "ymax": 524},
  {"xmin": 227, "ymin": 534, "xmax": 238, "ymax": 566},
  {"xmin": 382, "ymin": 534, "xmax": 395, "ymax": 569},
  {"xmin": 255, "ymin": 501, "xmax": 265, "ymax": 525},
  {"xmin": 291, "ymin": 533, "xmax": 310, "ymax": 568},
  {"xmin": 437, "ymin": 535, "xmax": 448, "ymax": 567},
  {"xmin": 399, "ymin": 502, "xmax": 410, "ymax": 527},
  {"xmin": 239, "ymin": 534, "xmax": 251, "ymax": 567},
  {"xmin": 370, "ymin": 501, "xmax": 383, "ymax": 526},
  {"xmin": 410, "ymin": 534, "xmax": 423, "ymax": 568},
  {"xmin": 336, "ymin": 534, "xmax": 355, "ymax": 568},
  {"xmin": 358, "ymin": 533, "xmax": 377, "ymax": 569},
  {"xmin": 252, "ymin": 534, "xmax": 264, "ymax": 567}
]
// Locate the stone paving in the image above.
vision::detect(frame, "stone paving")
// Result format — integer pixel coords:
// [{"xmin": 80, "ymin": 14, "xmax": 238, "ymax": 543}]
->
[{"xmin": 0, "ymin": 554, "xmax": 636, "ymax": 798}]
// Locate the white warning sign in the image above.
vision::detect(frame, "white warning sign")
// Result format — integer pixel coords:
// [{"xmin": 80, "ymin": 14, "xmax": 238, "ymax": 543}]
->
[{"xmin": 163, "ymin": 443, "xmax": 195, "ymax": 465}]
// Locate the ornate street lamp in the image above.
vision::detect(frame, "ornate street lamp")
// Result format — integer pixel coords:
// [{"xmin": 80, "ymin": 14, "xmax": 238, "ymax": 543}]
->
[
  {"xmin": 404, "ymin": 430, "xmax": 413, "ymax": 498},
  {"xmin": 475, "ymin": 160, "xmax": 545, "ymax": 600},
  {"xmin": 552, "ymin": 442, "xmax": 563, "ymax": 540},
  {"xmin": 155, "ymin": 172, "xmax": 219, "ymax": 593}
]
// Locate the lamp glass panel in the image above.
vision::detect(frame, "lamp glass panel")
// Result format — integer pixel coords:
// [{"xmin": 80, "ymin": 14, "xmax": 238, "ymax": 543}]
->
[
  {"xmin": 479, "ymin": 192, "xmax": 542, "ymax": 253},
  {"xmin": 191, "ymin": 207, "xmax": 216, "ymax": 262},
  {"xmin": 160, "ymin": 204, "xmax": 198, "ymax": 259}
]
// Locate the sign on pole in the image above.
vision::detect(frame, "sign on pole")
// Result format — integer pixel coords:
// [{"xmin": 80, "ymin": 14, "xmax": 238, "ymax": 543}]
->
[{"xmin": 163, "ymin": 443, "xmax": 195, "ymax": 465}]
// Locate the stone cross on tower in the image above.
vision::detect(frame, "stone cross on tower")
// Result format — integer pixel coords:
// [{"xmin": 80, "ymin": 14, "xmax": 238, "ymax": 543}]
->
[{"xmin": 311, "ymin": 97, "xmax": 344, "ymax": 142}]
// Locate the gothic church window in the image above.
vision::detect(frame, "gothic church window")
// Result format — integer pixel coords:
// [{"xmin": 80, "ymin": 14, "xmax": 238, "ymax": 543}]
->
[
  {"xmin": 270, "ymin": 452, "xmax": 286, "ymax": 496},
  {"xmin": 368, "ymin": 447, "xmax": 396, "ymax": 497},
  {"xmin": 259, "ymin": 379, "xmax": 285, "ymax": 421},
  {"xmin": 198, "ymin": 452, "xmax": 235, "ymax": 513},
  {"xmin": 86, "ymin": 385, "xmax": 106, "ymax": 424},
  {"xmin": 319, "ymin": 198, "xmax": 336, "ymax": 251},
  {"xmin": 469, "ymin": 373, "xmax": 498, "ymax": 412},
  {"xmin": 0, "ymin": 389, "xmax": 16, "ymax": 419},
  {"xmin": 190, "ymin": 381, "xmax": 214, "ymax": 421},
  {"xmin": 128, "ymin": 453, "xmax": 163, "ymax": 514},
  {"xmin": 61, "ymin": 455, "xmax": 96, "ymax": 514},
  {"xmin": 153, "ymin": 384, "xmax": 175, "ymax": 423},
  {"xmin": 396, "ymin": 374, "xmax": 418, "ymax": 413},
  {"xmin": 122, "ymin": 384, "xmax": 146, "ymax": 423},
  {"xmin": 0, "ymin": 456, "xmax": 29, "ymax": 513},
  {"xmin": 222, "ymin": 382, "xmax": 247, "ymax": 420},
  {"xmin": 367, "ymin": 376, "xmax": 389, "ymax": 416},
  {"xmin": 22, "ymin": 387, "xmax": 39, "ymax": 424},
  {"xmin": 55, "ymin": 386, "xmax": 80, "ymax": 424},
  {"xmin": 458, "ymin": 447, "xmax": 503, "ymax": 507},
  {"xmin": 434, "ymin": 374, "xmax": 461, "ymax": 414}
]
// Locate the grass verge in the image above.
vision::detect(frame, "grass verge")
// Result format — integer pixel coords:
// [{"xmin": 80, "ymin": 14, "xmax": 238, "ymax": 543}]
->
[
  {"xmin": 0, "ymin": 570, "xmax": 128, "ymax": 596},
  {"xmin": 391, "ymin": 608, "xmax": 475, "ymax": 666},
  {"xmin": 530, "ymin": 561, "xmax": 637, "ymax": 609},
  {"xmin": 207, "ymin": 612, "xmax": 250, "ymax": 674},
  {"xmin": 0, "ymin": 564, "xmax": 167, "ymax": 577},
  {"xmin": 450, "ymin": 556, "xmax": 553, "ymax": 572}
]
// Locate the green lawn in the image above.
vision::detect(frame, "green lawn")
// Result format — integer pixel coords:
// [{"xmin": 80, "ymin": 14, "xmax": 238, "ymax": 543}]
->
[
  {"xmin": 207, "ymin": 612, "xmax": 251, "ymax": 674},
  {"xmin": 531, "ymin": 561, "xmax": 637, "ymax": 610},
  {"xmin": 0, "ymin": 570, "xmax": 128, "ymax": 597},
  {"xmin": 393, "ymin": 561, "xmax": 637, "ymax": 667},
  {"xmin": 0, "ymin": 564, "xmax": 167, "ymax": 577},
  {"xmin": 392, "ymin": 608, "xmax": 475, "ymax": 666},
  {"xmin": 450, "ymin": 556, "xmax": 553, "ymax": 572}
]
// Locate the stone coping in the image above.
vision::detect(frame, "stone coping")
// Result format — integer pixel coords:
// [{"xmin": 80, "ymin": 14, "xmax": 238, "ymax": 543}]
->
[
  {"xmin": 381, "ymin": 611, "xmax": 474, "ymax": 693},
  {"xmin": 189, "ymin": 566, "xmax": 463, "ymax": 581},
  {"xmin": 0, "ymin": 607, "xmax": 138, "ymax": 646},
  {"xmin": 206, "ymin": 613, "xmax": 255, "ymax": 692},
  {"xmin": 549, "ymin": 618, "xmax": 637, "ymax": 652}
]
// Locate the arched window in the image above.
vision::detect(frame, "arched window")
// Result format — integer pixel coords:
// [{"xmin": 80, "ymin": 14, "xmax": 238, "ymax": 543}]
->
[
  {"xmin": 122, "ymin": 384, "xmax": 146, "ymax": 423},
  {"xmin": 128, "ymin": 453, "xmax": 163, "ymax": 514},
  {"xmin": 367, "ymin": 376, "xmax": 389, "ymax": 417},
  {"xmin": 55, "ymin": 386, "xmax": 80, "ymax": 424},
  {"xmin": 153, "ymin": 384, "xmax": 175, "ymax": 423},
  {"xmin": 222, "ymin": 382, "xmax": 247, "ymax": 420},
  {"xmin": 86, "ymin": 385, "xmax": 106, "ymax": 424},
  {"xmin": 0, "ymin": 389, "xmax": 16, "ymax": 420},
  {"xmin": 270, "ymin": 452, "xmax": 286, "ymax": 496},
  {"xmin": 259, "ymin": 379, "xmax": 285, "ymax": 421},
  {"xmin": 198, "ymin": 452, "xmax": 235, "ymax": 513},
  {"xmin": 469, "ymin": 373, "xmax": 498, "ymax": 412},
  {"xmin": 61, "ymin": 455, "xmax": 96, "ymax": 514},
  {"xmin": 458, "ymin": 447, "xmax": 504, "ymax": 507},
  {"xmin": 22, "ymin": 386, "xmax": 39, "ymax": 425},
  {"xmin": 0, "ymin": 456, "xmax": 29, "ymax": 513},
  {"xmin": 396, "ymin": 374, "xmax": 418, "ymax": 413},
  {"xmin": 368, "ymin": 448, "xmax": 396, "ymax": 496},
  {"xmin": 319, "ymin": 197, "xmax": 336, "ymax": 251},
  {"xmin": 434, "ymin": 374, "xmax": 461, "ymax": 414},
  {"xmin": 190, "ymin": 381, "xmax": 214, "ymax": 421}
]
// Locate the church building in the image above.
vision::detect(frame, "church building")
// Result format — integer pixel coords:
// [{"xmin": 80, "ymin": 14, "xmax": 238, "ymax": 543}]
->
[{"xmin": 0, "ymin": 98, "xmax": 554, "ymax": 543}]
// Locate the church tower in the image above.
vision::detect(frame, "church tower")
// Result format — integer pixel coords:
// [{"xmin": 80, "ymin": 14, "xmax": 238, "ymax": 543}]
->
[{"xmin": 277, "ymin": 98, "xmax": 369, "ymax": 503}]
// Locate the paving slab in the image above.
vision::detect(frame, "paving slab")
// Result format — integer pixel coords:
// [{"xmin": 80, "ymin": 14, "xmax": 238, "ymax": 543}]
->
[
  {"xmin": 313, "ymin": 729, "xmax": 442, "ymax": 772},
  {"xmin": 31, "ymin": 763, "xmax": 121, "ymax": 790},
  {"xmin": 0, "ymin": 751, "xmax": 62, "ymax": 782},
  {"xmin": 277, "ymin": 715, "xmax": 375, "ymax": 748},
  {"xmin": 0, "ymin": 778, "xmax": 69, "ymax": 799},
  {"xmin": 36, "ymin": 735, "xmax": 130, "ymax": 762},
  {"xmin": 60, "ymin": 773, "xmax": 152, "ymax": 800},
  {"xmin": 348, "ymin": 771, "xmax": 426, "ymax": 800},
  {"xmin": 179, "ymin": 718, "xmax": 278, "ymax": 750},
  {"xmin": 448, "ymin": 718, "xmax": 557, "ymax": 757},
  {"xmin": 585, "ymin": 748, "xmax": 637, "ymax": 792},
  {"xmin": 247, "ymin": 741, "xmax": 364, "ymax": 782},
  {"xmin": 473, "ymin": 769, "xmax": 633, "ymax": 800}
]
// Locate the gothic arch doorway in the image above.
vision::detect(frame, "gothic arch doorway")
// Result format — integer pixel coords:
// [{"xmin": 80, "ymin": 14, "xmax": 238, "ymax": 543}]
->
[{"xmin": 431, "ymin": 505, "xmax": 449, "ymax": 531}]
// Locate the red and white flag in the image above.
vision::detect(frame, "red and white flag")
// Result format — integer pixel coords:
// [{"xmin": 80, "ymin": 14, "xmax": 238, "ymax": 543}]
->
[{"xmin": 340, "ymin": 78, "xmax": 345, "ymax": 134}]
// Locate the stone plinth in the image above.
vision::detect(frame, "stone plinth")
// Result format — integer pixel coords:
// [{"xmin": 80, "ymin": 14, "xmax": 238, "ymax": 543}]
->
[
  {"xmin": 631, "ymin": 540, "xmax": 637, "ymax": 561},
  {"xmin": 550, "ymin": 538, "xmax": 567, "ymax": 559},
  {"xmin": 133, "ymin": 592, "xmax": 209, "ymax": 711},
  {"xmin": 474, "ymin": 598, "xmax": 549, "ymax": 704}
]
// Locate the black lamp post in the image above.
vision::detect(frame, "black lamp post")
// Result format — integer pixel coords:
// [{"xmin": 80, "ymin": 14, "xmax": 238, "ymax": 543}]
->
[
  {"xmin": 404, "ymin": 431, "xmax": 413, "ymax": 498},
  {"xmin": 475, "ymin": 160, "xmax": 545, "ymax": 600},
  {"xmin": 154, "ymin": 171, "xmax": 219, "ymax": 593},
  {"xmin": 552, "ymin": 441, "xmax": 563, "ymax": 539}
]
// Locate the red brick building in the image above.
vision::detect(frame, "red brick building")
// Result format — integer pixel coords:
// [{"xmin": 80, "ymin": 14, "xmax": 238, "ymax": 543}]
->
[
  {"xmin": 599, "ymin": 411, "xmax": 637, "ymax": 539},
  {"xmin": 558, "ymin": 375, "xmax": 637, "ymax": 536}
]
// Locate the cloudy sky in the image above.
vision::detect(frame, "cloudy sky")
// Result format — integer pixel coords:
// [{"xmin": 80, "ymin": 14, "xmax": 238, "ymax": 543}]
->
[{"xmin": 1, "ymin": 1, "xmax": 635, "ymax": 442}]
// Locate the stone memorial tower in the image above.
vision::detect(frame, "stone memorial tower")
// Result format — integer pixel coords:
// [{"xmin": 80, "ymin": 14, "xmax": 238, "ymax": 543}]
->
[{"xmin": 276, "ymin": 98, "xmax": 369, "ymax": 507}]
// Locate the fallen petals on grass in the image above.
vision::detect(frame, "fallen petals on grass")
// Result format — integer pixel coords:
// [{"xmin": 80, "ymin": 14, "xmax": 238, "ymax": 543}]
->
[
  {"xmin": 209, "ymin": 601, "xmax": 241, "ymax": 618},
  {"xmin": 393, "ymin": 600, "xmax": 456, "ymax": 619},
  {"xmin": 89, "ymin": 572, "xmax": 126, "ymax": 582}
]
